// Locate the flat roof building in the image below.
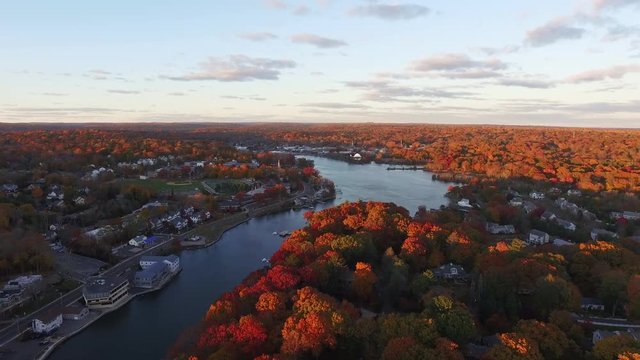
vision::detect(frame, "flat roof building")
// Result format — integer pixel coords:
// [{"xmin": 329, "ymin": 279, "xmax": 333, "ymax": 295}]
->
[
  {"xmin": 134, "ymin": 262, "xmax": 169, "ymax": 289},
  {"xmin": 140, "ymin": 255, "xmax": 181, "ymax": 273},
  {"xmin": 83, "ymin": 275, "xmax": 129, "ymax": 309}
]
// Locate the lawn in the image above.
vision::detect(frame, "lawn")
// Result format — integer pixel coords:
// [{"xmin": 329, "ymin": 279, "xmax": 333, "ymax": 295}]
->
[
  {"xmin": 122, "ymin": 179, "xmax": 202, "ymax": 193},
  {"xmin": 203, "ymin": 179, "xmax": 253, "ymax": 195}
]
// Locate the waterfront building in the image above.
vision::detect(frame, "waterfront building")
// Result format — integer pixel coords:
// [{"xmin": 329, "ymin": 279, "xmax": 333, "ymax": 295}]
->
[
  {"xmin": 140, "ymin": 255, "xmax": 181, "ymax": 273},
  {"xmin": 129, "ymin": 235, "xmax": 147, "ymax": 247},
  {"xmin": 134, "ymin": 262, "xmax": 169, "ymax": 288},
  {"xmin": 32, "ymin": 312, "xmax": 63, "ymax": 334},
  {"xmin": 59, "ymin": 305, "xmax": 90, "ymax": 320},
  {"xmin": 83, "ymin": 276, "xmax": 130, "ymax": 309}
]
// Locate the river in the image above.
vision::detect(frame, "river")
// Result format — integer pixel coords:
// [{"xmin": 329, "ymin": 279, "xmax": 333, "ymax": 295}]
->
[{"xmin": 49, "ymin": 156, "xmax": 452, "ymax": 360}]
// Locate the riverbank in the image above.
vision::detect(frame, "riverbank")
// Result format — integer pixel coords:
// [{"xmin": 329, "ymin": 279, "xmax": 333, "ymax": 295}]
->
[
  {"xmin": 36, "ymin": 196, "xmax": 306, "ymax": 359},
  {"xmin": 36, "ymin": 267, "xmax": 182, "ymax": 360}
]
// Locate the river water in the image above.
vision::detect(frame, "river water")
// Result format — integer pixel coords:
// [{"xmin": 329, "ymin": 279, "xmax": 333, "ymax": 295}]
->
[{"xmin": 49, "ymin": 156, "xmax": 452, "ymax": 360}]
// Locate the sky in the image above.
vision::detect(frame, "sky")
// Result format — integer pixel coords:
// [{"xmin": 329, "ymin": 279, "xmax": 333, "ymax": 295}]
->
[{"xmin": 1, "ymin": 0, "xmax": 640, "ymax": 127}]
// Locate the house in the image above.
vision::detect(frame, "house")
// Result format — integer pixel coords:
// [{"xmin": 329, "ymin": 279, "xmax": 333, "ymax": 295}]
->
[
  {"xmin": 433, "ymin": 263, "xmax": 468, "ymax": 280},
  {"xmin": 47, "ymin": 191, "xmax": 64, "ymax": 201},
  {"xmin": 591, "ymin": 228, "xmax": 618, "ymax": 241},
  {"xmin": 190, "ymin": 213, "xmax": 203, "ymax": 224},
  {"xmin": 129, "ymin": 235, "xmax": 147, "ymax": 247},
  {"xmin": 522, "ymin": 201, "xmax": 537, "ymax": 214},
  {"xmin": 134, "ymin": 262, "xmax": 169, "ymax": 288},
  {"xmin": 553, "ymin": 238, "xmax": 574, "ymax": 247},
  {"xmin": 567, "ymin": 189, "xmax": 582, "ymax": 197},
  {"xmin": 509, "ymin": 197, "xmax": 523, "ymax": 207},
  {"xmin": 556, "ymin": 218, "xmax": 576, "ymax": 231},
  {"xmin": 140, "ymin": 255, "xmax": 181, "ymax": 273},
  {"xmin": 74, "ymin": 196, "xmax": 86, "ymax": 206},
  {"xmin": 83, "ymin": 276, "xmax": 130, "ymax": 309},
  {"xmin": 170, "ymin": 217, "xmax": 188, "ymax": 231},
  {"xmin": 486, "ymin": 222, "xmax": 516, "ymax": 235},
  {"xmin": 581, "ymin": 297, "xmax": 605, "ymax": 312},
  {"xmin": 529, "ymin": 191, "xmax": 545, "ymax": 200},
  {"xmin": 31, "ymin": 312, "xmax": 63, "ymax": 334},
  {"xmin": 2, "ymin": 184, "xmax": 18, "ymax": 194},
  {"xmin": 611, "ymin": 211, "xmax": 640, "ymax": 221},
  {"xmin": 351, "ymin": 153, "xmax": 362, "ymax": 161},
  {"xmin": 527, "ymin": 230, "xmax": 550, "ymax": 245},
  {"xmin": 540, "ymin": 211, "xmax": 557, "ymax": 222},
  {"xmin": 4, "ymin": 275, "xmax": 43, "ymax": 291},
  {"xmin": 457, "ymin": 198, "xmax": 473, "ymax": 208},
  {"xmin": 0, "ymin": 288, "xmax": 23, "ymax": 305}
]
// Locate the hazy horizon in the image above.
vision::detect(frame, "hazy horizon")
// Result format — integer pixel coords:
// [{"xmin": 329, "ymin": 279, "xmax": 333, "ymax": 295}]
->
[{"xmin": 2, "ymin": 0, "xmax": 640, "ymax": 127}]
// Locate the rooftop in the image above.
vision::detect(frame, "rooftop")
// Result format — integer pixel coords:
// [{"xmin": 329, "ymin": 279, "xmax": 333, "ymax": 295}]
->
[{"xmin": 84, "ymin": 275, "xmax": 128, "ymax": 295}]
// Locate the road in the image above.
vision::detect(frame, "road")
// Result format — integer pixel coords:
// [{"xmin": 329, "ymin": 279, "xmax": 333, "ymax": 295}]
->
[
  {"xmin": 0, "ymin": 183, "xmax": 318, "ymax": 349},
  {"xmin": 0, "ymin": 235, "xmax": 172, "ymax": 348}
]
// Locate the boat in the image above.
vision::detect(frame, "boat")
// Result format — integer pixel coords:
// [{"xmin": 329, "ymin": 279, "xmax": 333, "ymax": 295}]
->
[{"xmin": 272, "ymin": 231, "xmax": 278, "ymax": 235}]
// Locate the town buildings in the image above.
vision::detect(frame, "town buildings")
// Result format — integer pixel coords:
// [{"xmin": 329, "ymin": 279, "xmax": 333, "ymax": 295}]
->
[{"xmin": 83, "ymin": 276, "xmax": 130, "ymax": 309}]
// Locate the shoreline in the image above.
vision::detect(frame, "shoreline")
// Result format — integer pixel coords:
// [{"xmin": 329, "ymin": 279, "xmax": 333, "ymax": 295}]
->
[
  {"xmin": 35, "ymin": 195, "xmax": 307, "ymax": 359},
  {"xmin": 37, "ymin": 267, "xmax": 182, "ymax": 360}
]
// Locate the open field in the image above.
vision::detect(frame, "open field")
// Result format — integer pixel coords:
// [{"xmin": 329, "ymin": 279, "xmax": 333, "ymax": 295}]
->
[{"xmin": 202, "ymin": 179, "xmax": 253, "ymax": 195}]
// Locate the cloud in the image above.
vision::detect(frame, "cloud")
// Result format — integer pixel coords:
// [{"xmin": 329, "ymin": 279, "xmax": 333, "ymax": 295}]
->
[
  {"xmin": 477, "ymin": 45, "xmax": 521, "ymax": 56},
  {"xmin": 348, "ymin": 3, "xmax": 429, "ymax": 20},
  {"xmin": 166, "ymin": 55, "xmax": 296, "ymax": 81},
  {"xmin": 42, "ymin": 92, "xmax": 68, "ymax": 96},
  {"xmin": 345, "ymin": 80, "xmax": 473, "ymax": 102},
  {"xmin": 566, "ymin": 64, "xmax": 640, "ymax": 82},
  {"xmin": 168, "ymin": 92, "xmax": 185, "ymax": 96},
  {"xmin": 499, "ymin": 79, "xmax": 555, "ymax": 88},
  {"xmin": 303, "ymin": 102, "xmax": 369, "ymax": 109},
  {"xmin": 264, "ymin": 0, "xmax": 287, "ymax": 9},
  {"xmin": 108, "ymin": 89, "xmax": 140, "ymax": 94},
  {"xmin": 239, "ymin": 32, "xmax": 278, "ymax": 41},
  {"xmin": 291, "ymin": 33, "xmax": 347, "ymax": 48},
  {"xmin": 293, "ymin": 5, "xmax": 310, "ymax": 15},
  {"xmin": 408, "ymin": 54, "xmax": 506, "ymax": 79},
  {"xmin": 525, "ymin": 18, "xmax": 586, "ymax": 47},
  {"xmin": 602, "ymin": 24, "xmax": 640, "ymax": 41},
  {"xmin": 593, "ymin": 0, "xmax": 640, "ymax": 11}
]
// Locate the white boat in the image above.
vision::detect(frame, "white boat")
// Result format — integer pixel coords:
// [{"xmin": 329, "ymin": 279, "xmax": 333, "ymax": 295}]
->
[{"xmin": 272, "ymin": 231, "xmax": 278, "ymax": 235}]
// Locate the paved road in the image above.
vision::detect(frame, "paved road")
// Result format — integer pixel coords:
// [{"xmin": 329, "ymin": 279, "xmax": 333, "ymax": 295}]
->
[
  {"xmin": 0, "ymin": 184, "xmax": 317, "ymax": 349},
  {"xmin": 0, "ymin": 235, "xmax": 172, "ymax": 348}
]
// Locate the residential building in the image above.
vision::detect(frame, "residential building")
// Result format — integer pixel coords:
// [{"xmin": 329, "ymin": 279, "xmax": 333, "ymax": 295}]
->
[
  {"xmin": 527, "ymin": 230, "xmax": 550, "ymax": 245},
  {"xmin": 508, "ymin": 197, "xmax": 523, "ymax": 207},
  {"xmin": 129, "ymin": 235, "xmax": 147, "ymax": 247},
  {"xmin": 581, "ymin": 297, "xmax": 605, "ymax": 312},
  {"xmin": 553, "ymin": 238, "xmax": 574, "ymax": 247},
  {"xmin": 351, "ymin": 153, "xmax": 362, "ymax": 161},
  {"xmin": 556, "ymin": 218, "xmax": 576, "ymax": 231},
  {"xmin": 73, "ymin": 196, "xmax": 86, "ymax": 205},
  {"xmin": 457, "ymin": 198, "xmax": 473, "ymax": 208},
  {"xmin": 433, "ymin": 263, "xmax": 468, "ymax": 280},
  {"xmin": 485, "ymin": 222, "xmax": 516, "ymax": 235},
  {"xmin": 140, "ymin": 255, "xmax": 181, "ymax": 273},
  {"xmin": 2, "ymin": 184, "xmax": 18, "ymax": 194},
  {"xmin": 134, "ymin": 262, "xmax": 169, "ymax": 288},
  {"xmin": 591, "ymin": 228, "xmax": 618, "ymax": 241},
  {"xmin": 31, "ymin": 313, "xmax": 63, "ymax": 334},
  {"xmin": 567, "ymin": 189, "xmax": 582, "ymax": 197},
  {"xmin": 611, "ymin": 211, "xmax": 640, "ymax": 221},
  {"xmin": 83, "ymin": 276, "xmax": 129, "ymax": 309},
  {"xmin": 529, "ymin": 191, "xmax": 545, "ymax": 200},
  {"xmin": 540, "ymin": 211, "xmax": 557, "ymax": 222},
  {"xmin": 170, "ymin": 217, "xmax": 188, "ymax": 231},
  {"xmin": 522, "ymin": 201, "xmax": 537, "ymax": 214},
  {"xmin": 3, "ymin": 275, "xmax": 43, "ymax": 291}
]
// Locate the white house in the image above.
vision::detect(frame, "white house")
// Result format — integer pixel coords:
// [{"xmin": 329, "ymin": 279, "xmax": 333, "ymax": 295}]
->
[
  {"xmin": 140, "ymin": 255, "xmax": 181, "ymax": 273},
  {"xmin": 591, "ymin": 228, "xmax": 618, "ymax": 241},
  {"xmin": 457, "ymin": 198, "xmax": 473, "ymax": 208},
  {"xmin": 540, "ymin": 211, "xmax": 557, "ymax": 222},
  {"xmin": 31, "ymin": 313, "xmax": 63, "ymax": 334},
  {"xmin": 486, "ymin": 222, "xmax": 516, "ymax": 235},
  {"xmin": 509, "ymin": 197, "xmax": 524, "ymax": 207},
  {"xmin": 527, "ymin": 230, "xmax": 550, "ymax": 245},
  {"xmin": 529, "ymin": 191, "xmax": 545, "ymax": 200},
  {"xmin": 556, "ymin": 219, "xmax": 576, "ymax": 232},
  {"xmin": 351, "ymin": 153, "xmax": 362, "ymax": 161},
  {"xmin": 74, "ymin": 196, "xmax": 86, "ymax": 206},
  {"xmin": 129, "ymin": 235, "xmax": 147, "ymax": 247}
]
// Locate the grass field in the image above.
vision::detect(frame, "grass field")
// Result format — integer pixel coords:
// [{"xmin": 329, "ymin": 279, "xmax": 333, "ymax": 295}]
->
[
  {"xmin": 203, "ymin": 179, "xmax": 252, "ymax": 195},
  {"xmin": 122, "ymin": 178, "xmax": 201, "ymax": 193}
]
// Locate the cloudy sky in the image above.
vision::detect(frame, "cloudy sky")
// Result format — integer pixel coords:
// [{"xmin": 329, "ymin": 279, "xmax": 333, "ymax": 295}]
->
[{"xmin": 1, "ymin": 0, "xmax": 640, "ymax": 127}]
